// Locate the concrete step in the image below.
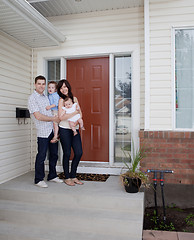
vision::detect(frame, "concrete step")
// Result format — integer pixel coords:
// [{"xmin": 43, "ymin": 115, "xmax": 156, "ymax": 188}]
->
[
  {"xmin": 0, "ymin": 221, "xmax": 140, "ymax": 240},
  {"xmin": 0, "ymin": 199, "xmax": 142, "ymax": 238},
  {"xmin": 0, "ymin": 187, "xmax": 143, "ymax": 214}
]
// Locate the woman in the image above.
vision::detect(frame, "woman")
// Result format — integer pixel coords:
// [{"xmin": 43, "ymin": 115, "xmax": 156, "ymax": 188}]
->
[{"xmin": 57, "ymin": 79, "xmax": 83, "ymax": 186}]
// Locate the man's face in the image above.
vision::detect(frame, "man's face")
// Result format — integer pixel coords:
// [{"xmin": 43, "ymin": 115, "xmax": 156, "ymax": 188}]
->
[{"xmin": 35, "ymin": 79, "xmax": 46, "ymax": 94}]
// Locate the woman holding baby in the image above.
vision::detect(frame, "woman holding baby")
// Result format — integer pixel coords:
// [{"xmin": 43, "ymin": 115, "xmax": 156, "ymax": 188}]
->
[{"xmin": 57, "ymin": 79, "xmax": 84, "ymax": 186}]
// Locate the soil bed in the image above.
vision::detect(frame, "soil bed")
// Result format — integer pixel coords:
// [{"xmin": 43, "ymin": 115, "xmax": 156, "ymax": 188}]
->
[{"xmin": 144, "ymin": 206, "xmax": 194, "ymax": 232}]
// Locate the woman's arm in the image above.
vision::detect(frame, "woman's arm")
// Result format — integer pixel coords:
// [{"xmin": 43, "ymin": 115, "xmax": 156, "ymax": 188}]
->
[
  {"xmin": 74, "ymin": 97, "xmax": 83, "ymax": 118},
  {"xmin": 58, "ymin": 98, "xmax": 79, "ymax": 121}
]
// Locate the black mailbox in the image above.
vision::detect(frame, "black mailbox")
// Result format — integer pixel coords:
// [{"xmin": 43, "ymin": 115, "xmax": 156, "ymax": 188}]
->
[{"xmin": 16, "ymin": 108, "xmax": 30, "ymax": 118}]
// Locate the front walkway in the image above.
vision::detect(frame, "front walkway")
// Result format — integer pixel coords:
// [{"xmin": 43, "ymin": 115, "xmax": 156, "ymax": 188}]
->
[{"xmin": 143, "ymin": 230, "xmax": 194, "ymax": 240}]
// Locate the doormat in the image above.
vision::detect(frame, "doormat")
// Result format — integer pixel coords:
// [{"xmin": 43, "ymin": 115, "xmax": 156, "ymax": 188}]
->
[{"xmin": 58, "ymin": 172, "xmax": 110, "ymax": 182}]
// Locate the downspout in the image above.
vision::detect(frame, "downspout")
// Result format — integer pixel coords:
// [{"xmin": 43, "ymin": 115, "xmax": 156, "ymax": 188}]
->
[
  {"xmin": 144, "ymin": 0, "xmax": 150, "ymax": 130},
  {"xmin": 30, "ymin": 48, "xmax": 34, "ymax": 170}
]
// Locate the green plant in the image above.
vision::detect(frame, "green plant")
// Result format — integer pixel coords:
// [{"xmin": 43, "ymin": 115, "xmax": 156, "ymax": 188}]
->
[
  {"xmin": 151, "ymin": 210, "xmax": 158, "ymax": 226},
  {"xmin": 185, "ymin": 213, "xmax": 194, "ymax": 226},
  {"xmin": 150, "ymin": 210, "xmax": 175, "ymax": 231},
  {"xmin": 167, "ymin": 203, "xmax": 177, "ymax": 208},
  {"xmin": 120, "ymin": 140, "xmax": 149, "ymax": 188},
  {"xmin": 167, "ymin": 203, "xmax": 184, "ymax": 212}
]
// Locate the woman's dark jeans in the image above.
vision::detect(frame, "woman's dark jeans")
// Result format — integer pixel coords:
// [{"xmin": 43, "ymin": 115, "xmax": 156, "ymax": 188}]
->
[
  {"xmin": 59, "ymin": 127, "xmax": 83, "ymax": 179},
  {"xmin": 35, "ymin": 131, "xmax": 58, "ymax": 184}
]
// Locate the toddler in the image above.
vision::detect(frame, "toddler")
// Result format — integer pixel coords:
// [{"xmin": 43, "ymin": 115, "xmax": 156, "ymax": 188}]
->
[
  {"xmin": 46, "ymin": 81, "xmax": 60, "ymax": 143},
  {"xmin": 61, "ymin": 97, "xmax": 85, "ymax": 136}
]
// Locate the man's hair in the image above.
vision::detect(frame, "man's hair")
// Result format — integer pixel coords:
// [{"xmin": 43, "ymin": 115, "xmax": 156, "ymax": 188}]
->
[
  {"xmin": 35, "ymin": 75, "xmax": 46, "ymax": 84},
  {"xmin": 48, "ymin": 81, "xmax": 57, "ymax": 89}
]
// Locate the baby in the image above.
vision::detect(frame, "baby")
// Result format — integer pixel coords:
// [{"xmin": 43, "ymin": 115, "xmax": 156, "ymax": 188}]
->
[
  {"xmin": 62, "ymin": 97, "xmax": 85, "ymax": 136},
  {"xmin": 46, "ymin": 81, "xmax": 60, "ymax": 143}
]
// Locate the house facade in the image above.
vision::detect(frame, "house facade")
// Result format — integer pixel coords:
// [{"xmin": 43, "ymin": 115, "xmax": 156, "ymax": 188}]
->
[{"xmin": 0, "ymin": 0, "xmax": 193, "ymax": 184}]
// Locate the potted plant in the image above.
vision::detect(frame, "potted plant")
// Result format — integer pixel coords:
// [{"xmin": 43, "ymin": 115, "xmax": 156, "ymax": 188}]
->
[{"xmin": 120, "ymin": 141, "xmax": 149, "ymax": 193}]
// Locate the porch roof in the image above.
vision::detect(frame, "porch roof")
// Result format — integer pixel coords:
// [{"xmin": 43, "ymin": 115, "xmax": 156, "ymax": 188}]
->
[
  {"xmin": 0, "ymin": 0, "xmax": 144, "ymax": 48},
  {"xmin": 27, "ymin": 0, "xmax": 144, "ymax": 17},
  {"xmin": 0, "ymin": 0, "xmax": 65, "ymax": 48}
]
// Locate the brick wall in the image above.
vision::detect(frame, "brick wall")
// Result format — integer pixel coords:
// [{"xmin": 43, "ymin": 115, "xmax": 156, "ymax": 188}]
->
[{"xmin": 139, "ymin": 130, "xmax": 194, "ymax": 185}]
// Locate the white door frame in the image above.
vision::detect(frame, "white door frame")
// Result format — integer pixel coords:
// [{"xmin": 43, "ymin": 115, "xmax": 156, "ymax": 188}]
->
[{"xmin": 37, "ymin": 44, "xmax": 140, "ymax": 174}]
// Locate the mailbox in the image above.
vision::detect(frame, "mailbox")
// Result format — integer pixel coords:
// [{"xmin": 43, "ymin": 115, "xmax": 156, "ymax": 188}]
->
[{"xmin": 16, "ymin": 108, "xmax": 30, "ymax": 118}]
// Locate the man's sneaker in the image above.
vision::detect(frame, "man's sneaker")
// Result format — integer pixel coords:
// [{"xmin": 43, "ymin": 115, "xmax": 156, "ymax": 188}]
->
[
  {"xmin": 49, "ymin": 177, "xmax": 63, "ymax": 183},
  {"xmin": 35, "ymin": 181, "xmax": 48, "ymax": 188}
]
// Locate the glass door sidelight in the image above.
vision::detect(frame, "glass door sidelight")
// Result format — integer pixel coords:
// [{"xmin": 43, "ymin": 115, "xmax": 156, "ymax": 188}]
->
[
  {"xmin": 114, "ymin": 56, "xmax": 132, "ymax": 163},
  {"xmin": 46, "ymin": 59, "xmax": 62, "ymax": 163}
]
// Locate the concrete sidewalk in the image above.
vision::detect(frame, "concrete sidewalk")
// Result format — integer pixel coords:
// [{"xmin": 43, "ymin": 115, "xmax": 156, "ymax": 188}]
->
[{"xmin": 143, "ymin": 230, "xmax": 194, "ymax": 240}]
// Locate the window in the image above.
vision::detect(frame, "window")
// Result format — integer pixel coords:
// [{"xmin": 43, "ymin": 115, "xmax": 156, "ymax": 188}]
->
[
  {"xmin": 114, "ymin": 56, "xmax": 132, "ymax": 162},
  {"xmin": 175, "ymin": 29, "xmax": 194, "ymax": 129},
  {"xmin": 47, "ymin": 59, "xmax": 60, "ymax": 83}
]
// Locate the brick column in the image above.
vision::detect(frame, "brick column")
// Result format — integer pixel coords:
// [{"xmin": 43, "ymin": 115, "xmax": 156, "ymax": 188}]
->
[{"xmin": 139, "ymin": 130, "xmax": 194, "ymax": 185}]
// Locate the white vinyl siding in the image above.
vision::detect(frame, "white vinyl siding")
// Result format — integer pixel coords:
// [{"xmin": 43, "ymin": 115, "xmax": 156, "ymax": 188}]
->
[
  {"xmin": 48, "ymin": 8, "xmax": 144, "ymax": 47},
  {"xmin": 0, "ymin": 32, "xmax": 32, "ymax": 183},
  {"xmin": 149, "ymin": 0, "xmax": 194, "ymax": 130},
  {"xmin": 36, "ymin": 7, "xmax": 145, "ymax": 127}
]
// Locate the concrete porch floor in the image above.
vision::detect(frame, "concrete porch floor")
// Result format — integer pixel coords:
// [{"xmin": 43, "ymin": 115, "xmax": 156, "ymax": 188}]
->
[
  {"xmin": 0, "ymin": 171, "xmax": 144, "ymax": 240},
  {"xmin": 0, "ymin": 170, "xmax": 143, "ymax": 199},
  {"xmin": 0, "ymin": 171, "xmax": 193, "ymax": 240}
]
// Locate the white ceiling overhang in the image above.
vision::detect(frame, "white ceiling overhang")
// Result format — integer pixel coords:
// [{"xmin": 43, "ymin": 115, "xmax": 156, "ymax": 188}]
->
[
  {"xmin": 27, "ymin": 0, "xmax": 144, "ymax": 17},
  {"xmin": 0, "ymin": 0, "xmax": 65, "ymax": 48}
]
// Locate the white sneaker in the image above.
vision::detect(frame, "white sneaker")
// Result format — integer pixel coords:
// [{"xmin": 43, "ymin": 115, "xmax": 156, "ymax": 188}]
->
[
  {"xmin": 35, "ymin": 181, "xmax": 48, "ymax": 188},
  {"xmin": 49, "ymin": 177, "xmax": 63, "ymax": 183}
]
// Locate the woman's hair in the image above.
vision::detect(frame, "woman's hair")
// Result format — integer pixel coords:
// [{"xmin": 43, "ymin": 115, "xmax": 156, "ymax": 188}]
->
[{"xmin": 57, "ymin": 79, "xmax": 74, "ymax": 102}]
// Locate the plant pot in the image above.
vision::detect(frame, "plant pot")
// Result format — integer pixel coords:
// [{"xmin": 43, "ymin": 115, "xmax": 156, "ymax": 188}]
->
[{"xmin": 124, "ymin": 177, "xmax": 142, "ymax": 193}]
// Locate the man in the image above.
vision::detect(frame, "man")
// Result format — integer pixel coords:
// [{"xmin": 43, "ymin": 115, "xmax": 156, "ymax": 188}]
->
[{"xmin": 28, "ymin": 75, "xmax": 63, "ymax": 188}]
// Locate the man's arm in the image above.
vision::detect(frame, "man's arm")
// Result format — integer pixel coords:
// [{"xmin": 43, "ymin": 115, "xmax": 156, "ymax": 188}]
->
[{"xmin": 33, "ymin": 111, "xmax": 60, "ymax": 123}]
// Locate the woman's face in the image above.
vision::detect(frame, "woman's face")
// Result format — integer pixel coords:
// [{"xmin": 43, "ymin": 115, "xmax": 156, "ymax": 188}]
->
[{"xmin": 60, "ymin": 83, "xmax": 69, "ymax": 96}]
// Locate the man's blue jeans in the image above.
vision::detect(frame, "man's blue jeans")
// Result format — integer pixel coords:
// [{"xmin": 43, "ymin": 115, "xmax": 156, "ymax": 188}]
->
[
  {"xmin": 59, "ymin": 128, "xmax": 83, "ymax": 179},
  {"xmin": 35, "ymin": 131, "xmax": 58, "ymax": 184}
]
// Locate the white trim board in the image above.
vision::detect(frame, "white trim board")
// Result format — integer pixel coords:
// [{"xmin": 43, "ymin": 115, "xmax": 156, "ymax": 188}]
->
[
  {"xmin": 144, "ymin": 0, "xmax": 150, "ymax": 130},
  {"xmin": 37, "ymin": 44, "xmax": 140, "ymax": 73}
]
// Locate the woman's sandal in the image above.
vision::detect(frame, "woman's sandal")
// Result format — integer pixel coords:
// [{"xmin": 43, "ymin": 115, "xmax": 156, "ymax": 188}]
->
[
  {"xmin": 72, "ymin": 178, "xmax": 84, "ymax": 185},
  {"xmin": 64, "ymin": 179, "xmax": 75, "ymax": 186}
]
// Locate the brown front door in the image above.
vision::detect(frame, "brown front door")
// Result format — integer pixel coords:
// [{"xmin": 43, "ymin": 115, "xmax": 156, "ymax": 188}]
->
[{"xmin": 67, "ymin": 57, "xmax": 109, "ymax": 162}]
